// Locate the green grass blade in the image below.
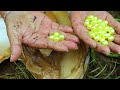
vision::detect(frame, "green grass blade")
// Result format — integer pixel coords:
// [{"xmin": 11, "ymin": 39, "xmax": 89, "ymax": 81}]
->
[{"xmin": 94, "ymin": 65, "xmax": 107, "ymax": 78}]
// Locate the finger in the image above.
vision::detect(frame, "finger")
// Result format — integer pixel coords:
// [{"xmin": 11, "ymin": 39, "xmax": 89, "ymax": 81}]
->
[
  {"xmin": 54, "ymin": 40, "xmax": 78, "ymax": 51},
  {"xmin": 113, "ymin": 34, "xmax": 120, "ymax": 44},
  {"xmin": 7, "ymin": 28, "xmax": 22, "ymax": 62},
  {"xmin": 48, "ymin": 40, "xmax": 68, "ymax": 52},
  {"xmin": 38, "ymin": 15, "xmax": 52, "ymax": 36},
  {"xmin": 49, "ymin": 29, "xmax": 79, "ymax": 42},
  {"xmin": 95, "ymin": 43, "xmax": 110, "ymax": 55},
  {"xmin": 104, "ymin": 12, "xmax": 120, "ymax": 34},
  {"xmin": 71, "ymin": 11, "xmax": 88, "ymax": 25},
  {"xmin": 93, "ymin": 11, "xmax": 108, "ymax": 20},
  {"xmin": 109, "ymin": 42, "xmax": 120, "ymax": 54},
  {"xmin": 51, "ymin": 22, "xmax": 73, "ymax": 33},
  {"xmin": 63, "ymin": 41, "xmax": 78, "ymax": 50},
  {"xmin": 72, "ymin": 24, "xmax": 96, "ymax": 48},
  {"xmin": 58, "ymin": 24, "xmax": 73, "ymax": 33},
  {"xmin": 64, "ymin": 33, "xmax": 79, "ymax": 43}
]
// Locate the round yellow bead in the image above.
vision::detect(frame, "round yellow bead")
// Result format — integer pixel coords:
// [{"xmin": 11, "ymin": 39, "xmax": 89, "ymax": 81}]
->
[
  {"xmin": 109, "ymin": 27, "xmax": 115, "ymax": 35},
  {"xmin": 84, "ymin": 21, "xmax": 90, "ymax": 26},
  {"xmin": 101, "ymin": 23, "xmax": 107, "ymax": 28},
  {"xmin": 104, "ymin": 33, "xmax": 111, "ymax": 39},
  {"xmin": 101, "ymin": 40, "xmax": 108, "ymax": 46},
  {"xmin": 100, "ymin": 38, "xmax": 105, "ymax": 43},
  {"xmin": 91, "ymin": 20, "xmax": 98, "ymax": 25},
  {"xmin": 104, "ymin": 20, "xmax": 108, "ymax": 25},
  {"xmin": 87, "ymin": 15, "xmax": 94, "ymax": 20},
  {"xmin": 54, "ymin": 37, "xmax": 60, "ymax": 42},
  {"xmin": 49, "ymin": 35, "xmax": 54, "ymax": 40},
  {"xmin": 91, "ymin": 26, "xmax": 97, "ymax": 30},
  {"xmin": 97, "ymin": 19, "xmax": 103, "ymax": 23},
  {"xmin": 105, "ymin": 26, "xmax": 110, "ymax": 29},
  {"xmin": 87, "ymin": 25, "xmax": 92, "ymax": 30},
  {"xmin": 94, "ymin": 24, "xmax": 99, "ymax": 27},
  {"xmin": 85, "ymin": 19, "xmax": 90, "ymax": 22},
  {"xmin": 94, "ymin": 36, "xmax": 100, "ymax": 42},
  {"xmin": 98, "ymin": 26, "xmax": 103, "ymax": 30},
  {"xmin": 108, "ymin": 36, "xmax": 114, "ymax": 42},
  {"xmin": 54, "ymin": 32, "xmax": 60, "ymax": 37},
  {"xmin": 89, "ymin": 32, "xmax": 95, "ymax": 39},
  {"xmin": 94, "ymin": 17, "xmax": 98, "ymax": 21},
  {"xmin": 59, "ymin": 35, "xmax": 65, "ymax": 40}
]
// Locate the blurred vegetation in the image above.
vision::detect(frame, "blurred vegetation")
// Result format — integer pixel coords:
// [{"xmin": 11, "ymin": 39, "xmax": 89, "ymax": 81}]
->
[
  {"xmin": 0, "ymin": 59, "xmax": 34, "ymax": 79},
  {"xmin": 84, "ymin": 48, "xmax": 120, "ymax": 79}
]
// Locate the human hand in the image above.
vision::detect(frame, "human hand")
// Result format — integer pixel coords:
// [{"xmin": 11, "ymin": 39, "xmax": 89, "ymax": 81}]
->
[
  {"xmin": 5, "ymin": 11, "xmax": 79, "ymax": 62},
  {"xmin": 71, "ymin": 11, "xmax": 120, "ymax": 56}
]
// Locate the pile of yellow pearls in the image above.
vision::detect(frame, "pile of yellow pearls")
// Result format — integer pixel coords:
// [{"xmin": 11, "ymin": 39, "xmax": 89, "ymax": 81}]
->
[
  {"xmin": 84, "ymin": 15, "xmax": 115, "ymax": 46},
  {"xmin": 49, "ymin": 32, "xmax": 65, "ymax": 42}
]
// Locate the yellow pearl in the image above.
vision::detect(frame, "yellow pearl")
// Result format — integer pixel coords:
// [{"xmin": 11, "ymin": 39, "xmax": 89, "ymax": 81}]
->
[
  {"xmin": 94, "ymin": 24, "xmax": 99, "ymax": 27},
  {"xmin": 59, "ymin": 35, "xmax": 65, "ymax": 40},
  {"xmin": 85, "ymin": 19, "xmax": 90, "ymax": 22},
  {"xmin": 49, "ymin": 35, "xmax": 54, "ymax": 40},
  {"xmin": 94, "ymin": 36, "xmax": 100, "ymax": 42},
  {"xmin": 105, "ymin": 26, "xmax": 110, "ymax": 29},
  {"xmin": 98, "ymin": 26, "xmax": 102, "ymax": 30},
  {"xmin": 97, "ymin": 19, "xmax": 102, "ymax": 23},
  {"xmin": 54, "ymin": 32, "xmax": 60, "ymax": 37},
  {"xmin": 108, "ymin": 36, "xmax": 114, "ymax": 42},
  {"xmin": 89, "ymin": 32, "xmax": 95, "ymax": 39},
  {"xmin": 87, "ymin": 25, "xmax": 92, "ymax": 30},
  {"xmin": 91, "ymin": 20, "xmax": 97, "ymax": 25},
  {"xmin": 94, "ymin": 17, "xmax": 98, "ymax": 21},
  {"xmin": 100, "ymin": 38, "xmax": 105, "ymax": 43},
  {"xmin": 91, "ymin": 26, "xmax": 97, "ymax": 30},
  {"xmin": 109, "ymin": 27, "xmax": 115, "ymax": 35},
  {"xmin": 54, "ymin": 37, "xmax": 60, "ymax": 42},
  {"xmin": 101, "ymin": 23, "xmax": 106, "ymax": 28},
  {"xmin": 84, "ymin": 21, "xmax": 90, "ymax": 26},
  {"xmin": 104, "ymin": 33, "xmax": 111, "ymax": 38},
  {"xmin": 101, "ymin": 40, "xmax": 108, "ymax": 46},
  {"xmin": 104, "ymin": 20, "xmax": 108, "ymax": 25},
  {"xmin": 87, "ymin": 15, "xmax": 94, "ymax": 20}
]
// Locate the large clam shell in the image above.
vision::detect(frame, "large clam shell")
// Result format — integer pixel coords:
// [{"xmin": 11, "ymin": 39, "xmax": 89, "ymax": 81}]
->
[{"xmin": 0, "ymin": 18, "xmax": 10, "ymax": 63}]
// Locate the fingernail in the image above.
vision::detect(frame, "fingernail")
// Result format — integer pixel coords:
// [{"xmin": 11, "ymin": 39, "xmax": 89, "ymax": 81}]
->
[
  {"xmin": 75, "ymin": 45, "xmax": 79, "ymax": 50},
  {"xmin": 66, "ymin": 49, "xmax": 69, "ymax": 52},
  {"xmin": 90, "ymin": 43, "xmax": 96, "ymax": 48},
  {"xmin": 10, "ymin": 55, "xmax": 14, "ymax": 62}
]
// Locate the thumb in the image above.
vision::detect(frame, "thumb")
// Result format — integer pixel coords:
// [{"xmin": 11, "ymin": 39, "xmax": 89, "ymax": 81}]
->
[
  {"xmin": 10, "ymin": 43, "xmax": 22, "ymax": 62},
  {"xmin": 7, "ymin": 27, "xmax": 22, "ymax": 62}
]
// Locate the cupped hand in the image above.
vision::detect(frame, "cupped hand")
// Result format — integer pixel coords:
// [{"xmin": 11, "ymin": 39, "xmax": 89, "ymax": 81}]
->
[
  {"xmin": 6, "ymin": 11, "xmax": 79, "ymax": 62},
  {"xmin": 71, "ymin": 11, "xmax": 120, "ymax": 56}
]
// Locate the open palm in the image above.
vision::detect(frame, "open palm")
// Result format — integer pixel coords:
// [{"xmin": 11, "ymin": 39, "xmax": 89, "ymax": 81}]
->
[
  {"xmin": 6, "ymin": 11, "xmax": 79, "ymax": 62},
  {"xmin": 71, "ymin": 11, "xmax": 120, "ymax": 55}
]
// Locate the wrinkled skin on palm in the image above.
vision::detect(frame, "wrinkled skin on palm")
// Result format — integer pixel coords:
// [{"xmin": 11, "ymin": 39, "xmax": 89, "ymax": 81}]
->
[{"xmin": 0, "ymin": 11, "xmax": 88, "ymax": 79}]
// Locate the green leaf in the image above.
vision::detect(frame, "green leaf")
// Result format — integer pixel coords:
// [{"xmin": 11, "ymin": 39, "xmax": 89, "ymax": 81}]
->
[{"xmin": 108, "ymin": 52, "xmax": 120, "ymax": 57}]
